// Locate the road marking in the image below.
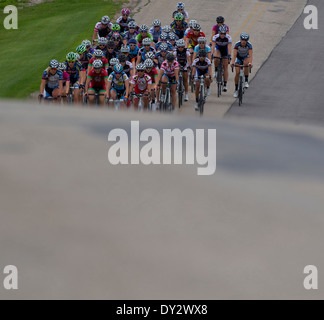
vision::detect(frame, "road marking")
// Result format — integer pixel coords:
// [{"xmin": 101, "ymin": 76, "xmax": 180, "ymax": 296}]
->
[
  {"xmin": 246, "ymin": 3, "xmax": 270, "ymax": 33},
  {"xmin": 232, "ymin": 2, "xmax": 262, "ymax": 40}
]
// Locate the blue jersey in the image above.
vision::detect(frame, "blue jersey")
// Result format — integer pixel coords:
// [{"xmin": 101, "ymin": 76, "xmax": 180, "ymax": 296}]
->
[
  {"xmin": 149, "ymin": 26, "xmax": 163, "ymax": 43},
  {"xmin": 64, "ymin": 61, "xmax": 83, "ymax": 84},
  {"xmin": 234, "ymin": 41, "xmax": 253, "ymax": 59},
  {"xmin": 42, "ymin": 69, "xmax": 63, "ymax": 88},
  {"xmin": 129, "ymin": 45, "xmax": 140, "ymax": 62},
  {"xmin": 107, "ymin": 72, "xmax": 128, "ymax": 91}
]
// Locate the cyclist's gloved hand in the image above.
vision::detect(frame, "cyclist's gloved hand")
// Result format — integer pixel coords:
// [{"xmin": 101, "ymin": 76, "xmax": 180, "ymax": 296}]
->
[
  {"xmin": 228, "ymin": 55, "xmax": 232, "ymax": 60},
  {"xmin": 38, "ymin": 94, "xmax": 43, "ymax": 98}
]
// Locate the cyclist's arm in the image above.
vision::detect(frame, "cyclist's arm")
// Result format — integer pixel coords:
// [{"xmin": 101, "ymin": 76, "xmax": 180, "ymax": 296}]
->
[
  {"xmin": 80, "ymin": 70, "xmax": 86, "ymax": 85},
  {"xmin": 40, "ymin": 79, "xmax": 46, "ymax": 95},
  {"xmin": 129, "ymin": 82, "xmax": 134, "ymax": 94},
  {"xmin": 208, "ymin": 65, "xmax": 212, "ymax": 77},
  {"xmin": 175, "ymin": 68, "xmax": 179, "ymax": 83},
  {"xmin": 65, "ymin": 80, "xmax": 70, "ymax": 95},
  {"xmin": 106, "ymin": 79, "xmax": 112, "ymax": 94},
  {"xmin": 249, "ymin": 49, "xmax": 253, "ymax": 65},
  {"xmin": 228, "ymin": 42, "xmax": 232, "ymax": 58},
  {"xmin": 136, "ymin": 54, "xmax": 142, "ymax": 66},
  {"xmin": 147, "ymin": 82, "xmax": 152, "ymax": 93},
  {"xmin": 192, "ymin": 49, "xmax": 197, "ymax": 62},
  {"xmin": 185, "ymin": 35, "xmax": 190, "ymax": 48},
  {"xmin": 232, "ymin": 49, "xmax": 237, "ymax": 66},
  {"xmin": 156, "ymin": 68, "xmax": 164, "ymax": 84},
  {"xmin": 87, "ymin": 63, "xmax": 92, "ymax": 74},
  {"xmin": 210, "ymin": 30, "xmax": 216, "ymax": 45},
  {"xmin": 125, "ymin": 78, "xmax": 130, "ymax": 97},
  {"xmin": 85, "ymin": 76, "xmax": 91, "ymax": 93},
  {"xmin": 59, "ymin": 80, "xmax": 63, "ymax": 96},
  {"xmin": 207, "ymin": 50, "xmax": 212, "ymax": 62},
  {"xmin": 92, "ymin": 31, "xmax": 98, "ymax": 45}
]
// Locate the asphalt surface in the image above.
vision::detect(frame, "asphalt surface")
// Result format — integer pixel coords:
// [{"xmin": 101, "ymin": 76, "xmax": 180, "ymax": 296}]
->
[
  {"xmin": 1, "ymin": 102, "xmax": 324, "ymax": 300},
  {"xmin": 226, "ymin": 0, "xmax": 323, "ymax": 125}
]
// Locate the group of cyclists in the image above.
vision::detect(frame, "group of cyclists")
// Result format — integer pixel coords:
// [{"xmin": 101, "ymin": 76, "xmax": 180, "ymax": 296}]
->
[{"xmin": 39, "ymin": 2, "xmax": 253, "ymax": 111}]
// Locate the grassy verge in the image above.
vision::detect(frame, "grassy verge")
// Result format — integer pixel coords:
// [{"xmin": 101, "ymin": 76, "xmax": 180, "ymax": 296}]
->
[{"xmin": 0, "ymin": 0, "xmax": 125, "ymax": 98}]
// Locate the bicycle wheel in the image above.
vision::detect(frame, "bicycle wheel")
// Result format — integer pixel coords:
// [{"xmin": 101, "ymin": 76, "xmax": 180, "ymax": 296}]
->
[
  {"xmin": 178, "ymin": 79, "xmax": 183, "ymax": 109},
  {"xmin": 217, "ymin": 64, "xmax": 223, "ymax": 97},
  {"xmin": 199, "ymin": 87, "xmax": 204, "ymax": 115},
  {"xmin": 238, "ymin": 77, "xmax": 243, "ymax": 106}
]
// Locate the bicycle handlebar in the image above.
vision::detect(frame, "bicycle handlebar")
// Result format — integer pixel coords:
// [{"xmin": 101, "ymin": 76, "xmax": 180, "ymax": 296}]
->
[{"xmin": 231, "ymin": 65, "xmax": 252, "ymax": 73}]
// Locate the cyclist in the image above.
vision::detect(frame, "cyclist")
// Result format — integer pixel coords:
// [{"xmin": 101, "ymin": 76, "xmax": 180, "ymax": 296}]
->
[
  {"xmin": 168, "ymin": 33, "xmax": 178, "ymax": 50},
  {"xmin": 92, "ymin": 16, "xmax": 112, "ymax": 46},
  {"xmin": 144, "ymin": 58, "xmax": 158, "ymax": 108},
  {"xmin": 39, "ymin": 59, "xmax": 63, "ymax": 103},
  {"xmin": 65, "ymin": 52, "xmax": 85, "ymax": 104},
  {"xmin": 128, "ymin": 39, "xmax": 140, "ymax": 62},
  {"xmin": 193, "ymin": 36, "xmax": 211, "ymax": 61},
  {"xmin": 184, "ymin": 19, "xmax": 197, "ymax": 38},
  {"xmin": 149, "ymin": 19, "xmax": 163, "ymax": 44},
  {"xmin": 174, "ymin": 38, "xmax": 190, "ymax": 101},
  {"xmin": 136, "ymin": 24, "xmax": 153, "ymax": 48},
  {"xmin": 124, "ymin": 20, "xmax": 139, "ymax": 41},
  {"xmin": 107, "ymin": 57, "xmax": 120, "ymax": 76},
  {"xmin": 76, "ymin": 44, "xmax": 93, "ymax": 73},
  {"xmin": 145, "ymin": 51, "xmax": 158, "ymax": 68},
  {"xmin": 156, "ymin": 53, "xmax": 179, "ymax": 110},
  {"xmin": 120, "ymin": 44, "xmax": 133, "ymax": 63},
  {"xmin": 58, "ymin": 63, "xmax": 70, "ymax": 103},
  {"xmin": 107, "ymin": 24, "xmax": 127, "ymax": 46},
  {"xmin": 82, "ymin": 40, "xmax": 95, "ymax": 55},
  {"xmin": 172, "ymin": 2, "xmax": 189, "ymax": 22},
  {"xmin": 118, "ymin": 53, "xmax": 134, "ymax": 78},
  {"xmin": 211, "ymin": 24, "xmax": 232, "ymax": 92},
  {"xmin": 191, "ymin": 50, "xmax": 212, "ymax": 110},
  {"xmin": 116, "ymin": 8, "xmax": 132, "ymax": 32},
  {"xmin": 106, "ymin": 40, "xmax": 118, "ymax": 61},
  {"xmin": 162, "ymin": 25, "xmax": 172, "ymax": 36},
  {"xmin": 210, "ymin": 16, "xmax": 229, "ymax": 45},
  {"xmin": 186, "ymin": 23, "xmax": 206, "ymax": 64},
  {"xmin": 137, "ymin": 38, "xmax": 156, "ymax": 65},
  {"xmin": 155, "ymin": 32, "xmax": 173, "ymax": 51},
  {"xmin": 130, "ymin": 63, "xmax": 152, "ymax": 109},
  {"xmin": 107, "ymin": 63, "xmax": 129, "ymax": 108},
  {"xmin": 95, "ymin": 37, "xmax": 108, "ymax": 56},
  {"xmin": 170, "ymin": 13, "xmax": 188, "ymax": 39},
  {"xmin": 154, "ymin": 43, "xmax": 169, "ymax": 69},
  {"xmin": 88, "ymin": 49, "xmax": 109, "ymax": 73},
  {"xmin": 231, "ymin": 33, "xmax": 253, "ymax": 97},
  {"xmin": 84, "ymin": 59, "xmax": 109, "ymax": 106}
]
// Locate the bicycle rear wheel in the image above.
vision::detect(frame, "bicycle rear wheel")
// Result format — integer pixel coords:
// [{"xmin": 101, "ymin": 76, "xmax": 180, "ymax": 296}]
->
[
  {"xmin": 178, "ymin": 81, "xmax": 183, "ymax": 109},
  {"xmin": 217, "ymin": 64, "xmax": 223, "ymax": 97},
  {"xmin": 199, "ymin": 88, "xmax": 204, "ymax": 115},
  {"xmin": 238, "ymin": 77, "xmax": 243, "ymax": 106}
]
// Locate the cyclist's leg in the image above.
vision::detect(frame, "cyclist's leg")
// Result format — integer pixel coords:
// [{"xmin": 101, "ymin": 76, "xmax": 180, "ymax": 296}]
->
[
  {"xmin": 189, "ymin": 45, "xmax": 194, "ymax": 65},
  {"xmin": 183, "ymin": 69, "xmax": 189, "ymax": 94},
  {"xmin": 143, "ymin": 90, "xmax": 150, "ymax": 109},
  {"xmin": 214, "ymin": 48, "xmax": 221, "ymax": 73},
  {"xmin": 73, "ymin": 82, "xmax": 81, "ymax": 104},
  {"xmin": 170, "ymin": 81, "xmax": 177, "ymax": 108},
  {"xmin": 98, "ymin": 89, "xmax": 105, "ymax": 105},
  {"xmin": 243, "ymin": 57, "xmax": 250, "ymax": 86},
  {"xmin": 195, "ymin": 70, "xmax": 200, "ymax": 100},
  {"xmin": 88, "ymin": 88, "xmax": 96, "ymax": 105},
  {"xmin": 161, "ymin": 75, "xmax": 168, "ymax": 94},
  {"xmin": 61, "ymin": 85, "xmax": 67, "ymax": 103},
  {"xmin": 110, "ymin": 88, "xmax": 117, "ymax": 107},
  {"xmin": 222, "ymin": 53, "xmax": 229, "ymax": 84},
  {"xmin": 204, "ymin": 74, "xmax": 211, "ymax": 89}
]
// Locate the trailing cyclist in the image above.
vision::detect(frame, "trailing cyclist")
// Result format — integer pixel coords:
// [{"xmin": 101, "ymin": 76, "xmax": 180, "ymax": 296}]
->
[
  {"xmin": 172, "ymin": 2, "xmax": 189, "ymax": 22},
  {"xmin": 155, "ymin": 32, "xmax": 173, "ymax": 51},
  {"xmin": 39, "ymin": 59, "xmax": 63, "ymax": 103},
  {"xmin": 154, "ymin": 43, "xmax": 169, "ymax": 69},
  {"xmin": 136, "ymin": 24, "xmax": 153, "ymax": 48},
  {"xmin": 149, "ymin": 19, "xmax": 163, "ymax": 44},
  {"xmin": 130, "ymin": 63, "xmax": 152, "ymax": 109},
  {"xmin": 84, "ymin": 59, "xmax": 109, "ymax": 106},
  {"xmin": 65, "ymin": 52, "xmax": 85, "ymax": 104},
  {"xmin": 210, "ymin": 16, "xmax": 229, "ymax": 46},
  {"xmin": 82, "ymin": 40, "xmax": 95, "ymax": 55},
  {"xmin": 107, "ymin": 63, "xmax": 129, "ymax": 108},
  {"xmin": 137, "ymin": 38, "xmax": 156, "ymax": 65},
  {"xmin": 186, "ymin": 23, "xmax": 206, "ymax": 64},
  {"xmin": 211, "ymin": 24, "xmax": 232, "ymax": 92},
  {"xmin": 76, "ymin": 44, "xmax": 93, "ymax": 74},
  {"xmin": 193, "ymin": 36, "xmax": 212, "ymax": 61},
  {"xmin": 92, "ymin": 16, "xmax": 112, "ymax": 46},
  {"xmin": 174, "ymin": 38, "xmax": 190, "ymax": 101},
  {"xmin": 106, "ymin": 40, "xmax": 118, "ymax": 61},
  {"xmin": 170, "ymin": 13, "xmax": 188, "ymax": 39},
  {"xmin": 168, "ymin": 33, "xmax": 178, "ymax": 50},
  {"xmin": 231, "ymin": 33, "xmax": 253, "ymax": 98},
  {"xmin": 191, "ymin": 50, "xmax": 212, "ymax": 110},
  {"xmin": 87, "ymin": 50, "xmax": 109, "ymax": 74},
  {"xmin": 95, "ymin": 37, "xmax": 108, "ymax": 57},
  {"xmin": 156, "ymin": 53, "xmax": 179, "ymax": 110},
  {"xmin": 124, "ymin": 20, "xmax": 139, "ymax": 41},
  {"xmin": 116, "ymin": 8, "xmax": 132, "ymax": 33},
  {"xmin": 118, "ymin": 54, "xmax": 134, "ymax": 78},
  {"xmin": 144, "ymin": 58, "xmax": 159, "ymax": 108},
  {"xmin": 58, "ymin": 63, "xmax": 70, "ymax": 103}
]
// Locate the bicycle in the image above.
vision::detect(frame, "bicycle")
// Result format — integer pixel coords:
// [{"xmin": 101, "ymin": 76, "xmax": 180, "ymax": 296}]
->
[
  {"xmin": 189, "ymin": 67, "xmax": 195, "ymax": 93},
  {"xmin": 214, "ymin": 56, "xmax": 230, "ymax": 98},
  {"xmin": 159, "ymin": 80, "xmax": 172, "ymax": 112},
  {"xmin": 197, "ymin": 75, "xmax": 207, "ymax": 115},
  {"xmin": 232, "ymin": 64, "xmax": 252, "ymax": 106},
  {"xmin": 177, "ymin": 67, "xmax": 185, "ymax": 108},
  {"xmin": 131, "ymin": 92, "xmax": 151, "ymax": 110},
  {"xmin": 84, "ymin": 90, "xmax": 105, "ymax": 106}
]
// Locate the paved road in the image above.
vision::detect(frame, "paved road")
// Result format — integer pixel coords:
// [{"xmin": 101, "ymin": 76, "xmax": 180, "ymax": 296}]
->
[
  {"xmin": 226, "ymin": 0, "xmax": 323, "ymax": 125},
  {"xmin": 0, "ymin": 102, "xmax": 324, "ymax": 299},
  {"xmin": 132, "ymin": 0, "xmax": 307, "ymax": 118}
]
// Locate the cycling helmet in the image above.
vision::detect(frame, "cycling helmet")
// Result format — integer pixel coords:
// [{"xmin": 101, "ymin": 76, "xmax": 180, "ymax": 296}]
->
[
  {"xmin": 198, "ymin": 50, "xmax": 207, "ymax": 57},
  {"xmin": 176, "ymin": 39, "xmax": 186, "ymax": 47},
  {"xmin": 139, "ymin": 24, "xmax": 149, "ymax": 32},
  {"xmin": 136, "ymin": 63, "xmax": 146, "ymax": 71},
  {"xmin": 168, "ymin": 33, "xmax": 177, "ymax": 41},
  {"xmin": 101, "ymin": 16, "xmax": 110, "ymax": 25},
  {"xmin": 107, "ymin": 40, "xmax": 115, "ymax": 48},
  {"xmin": 98, "ymin": 37, "xmax": 107, "ymax": 45},
  {"xmin": 111, "ymin": 23, "xmax": 121, "ymax": 32},
  {"xmin": 58, "ymin": 63, "xmax": 66, "ymax": 70},
  {"xmin": 93, "ymin": 59, "xmax": 103, "ymax": 69},
  {"xmin": 142, "ymin": 38, "xmax": 151, "ymax": 46},
  {"xmin": 152, "ymin": 19, "xmax": 161, "ymax": 27},
  {"xmin": 121, "ymin": 45, "xmax": 130, "ymax": 53},
  {"xmin": 114, "ymin": 63, "xmax": 124, "ymax": 73},
  {"xmin": 110, "ymin": 58, "xmax": 120, "ymax": 66},
  {"xmin": 112, "ymin": 32, "xmax": 121, "ymax": 40},
  {"xmin": 192, "ymin": 23, "xmax": 201, "ymax": 31},
  {"xmin": 128, "ymin": 38, "xmax": 137, "ymax": 45},
  {"xmin": 145, "ymin": 52, "xmax": 155, "ymax": 60},
  {"xmin": 174, "ymin": 13, "xmax": 184, "ymax": 21},
  {"xmin": 76, "ymin": 44, "xmax": 87, "ymax": 54},
  {"xmin": 75, "ymin": 53, "xmax": 80, "ymax": 60},
  {"xmin": 159, "ymin": 43, "xmax": 168, "ymax": 51},
  {"xmin": 176, "ymin": 2, "xmax": 185, "ymax": 10},
  {"xmin": 166, "ymin": 53, "xmax": 175, "ymax": 61},
  {"xmin": 189, "ymin": 20, "xmax": 197, "ymax": 28},
  {"xmin": 219, "ymin": 25, "xmax": 228, "ymax": 34},
  {"xmin": 216, "ymin": 16, "xmax": 225, "ymax": 23},
  {"xmin": 94, "ymin": 49, "xmax": 104, "ymax": 57},
  {"xmin": 118, "ymin": 54, "xmax": 127, "ymax": 63},
  {"xmin": 82, "ymin": 40, "xmax": 91, "ymax": 47},
  {"xmin": 198, "ymin": 37, "xmax": 207, "ymax": 44},
  {"xmin": 49, "ymin": 59, "xmax": 59, "ymax": 68},
  {"xmin": 160, "ymin": 32, "xmax": 168, "ymax": 41},
  {"xmin": 240, "ymin": 33, "xmax": 250, "ymax": 41},
  {"xmin": 144, "ymin": 59, "xmax": 154, "ymax": 69},
  {"xmin": 66, "ymin": 52, "xmax": 76, "ymax": 62},
  {"xmin": 121, "ymin": 8, "xmax": 130, "ymax": 15},
  {"xmin": 128, "ymin": 21, "xmax": 137, "ymax": 29},
  {"xmin": 163, "ymin": 25, "xmax": 171, "ymax": 33}
]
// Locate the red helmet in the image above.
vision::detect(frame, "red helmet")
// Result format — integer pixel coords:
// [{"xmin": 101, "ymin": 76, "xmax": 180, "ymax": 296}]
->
[{"xmin": 121, "ymin": 8, "xmax": 130, "ymax": 15}]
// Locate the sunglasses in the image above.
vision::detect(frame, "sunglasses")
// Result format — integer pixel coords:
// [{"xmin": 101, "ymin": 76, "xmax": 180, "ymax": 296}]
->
[
  {"xmin": 123, "ymin": 14, "xmax": 129, "ymax": 17},
  {"xmin": 129, "ymin": 44, "xmax": 136, "ymax": 46},
  {"xmin": 161, "ymin": 50, "xmax": 167, "ymax": 53},
  {"xmin": 115, "ymin": 72, "xmax": 122, "ymax": 74},
  {"xmin": 137, "ymin": 70, "xmax": 145, "ymax": 72},
  {"xmin": 144, "ymin": 44, "xmax": 150, "ymax": 47}
]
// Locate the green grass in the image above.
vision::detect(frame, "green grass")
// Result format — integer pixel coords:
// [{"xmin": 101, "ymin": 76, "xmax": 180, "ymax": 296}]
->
[{"xmin": 0, "ymin": 0, "xmax": 126, "ymax": 98}]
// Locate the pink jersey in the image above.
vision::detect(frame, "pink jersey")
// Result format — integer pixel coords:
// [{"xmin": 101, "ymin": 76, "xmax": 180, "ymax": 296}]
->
[
  {"xmin": 160, "ymin": 60, "xmax": 179, "ymax": 77},
  {"xmin": 130, "ymin": 74, "xmax": 152, "ymax": 92}
]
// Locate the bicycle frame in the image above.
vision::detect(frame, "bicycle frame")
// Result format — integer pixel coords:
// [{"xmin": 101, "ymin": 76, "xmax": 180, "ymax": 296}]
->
[{"xmin": 232, "ymin": 64, "xmax": 252, "ymax": 106}]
